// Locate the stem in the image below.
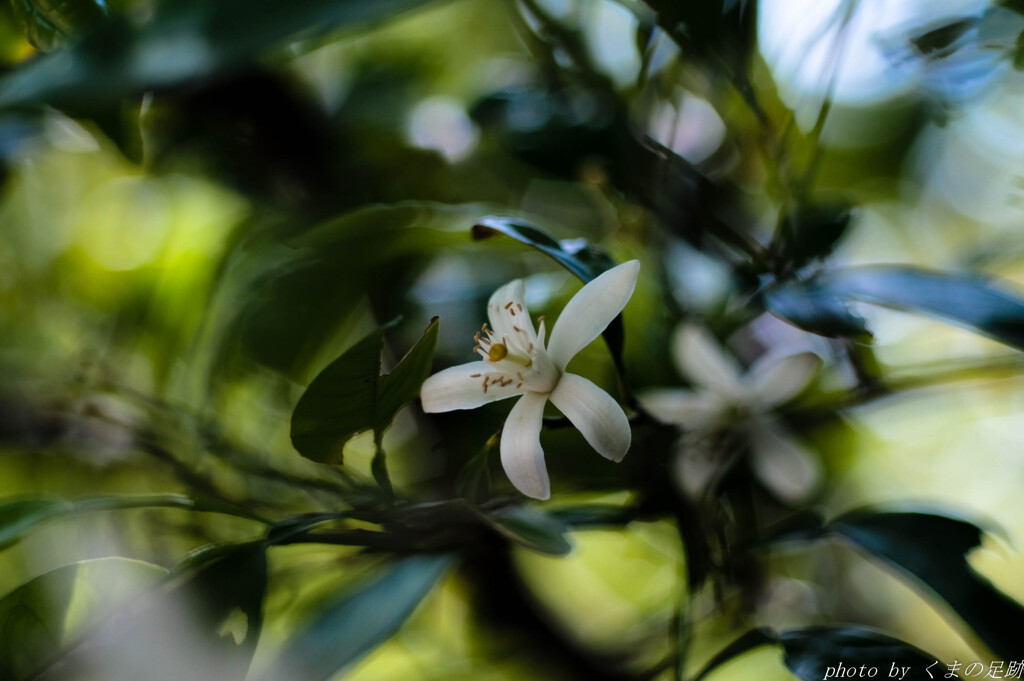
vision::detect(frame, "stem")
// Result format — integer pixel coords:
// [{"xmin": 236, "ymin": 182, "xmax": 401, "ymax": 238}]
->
[{"xmin": 371, "ymin": 433, "xmax": 394, "ymax": 503}]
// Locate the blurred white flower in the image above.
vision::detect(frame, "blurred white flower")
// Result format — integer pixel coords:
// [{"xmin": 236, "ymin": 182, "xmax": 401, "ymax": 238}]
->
[
  {"xmin": 421, "ymin": 261, "xmax": 640, "ymax": 499},
  {"xmin": 641, "ymin": 325, "xmax": 822, "ymax": 503}
]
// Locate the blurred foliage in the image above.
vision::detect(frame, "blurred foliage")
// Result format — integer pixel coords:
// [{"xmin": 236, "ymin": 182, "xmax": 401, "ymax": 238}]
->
[{"xmin": 1, "ymin": 0, "xmax": 1024, "ymax": 679}]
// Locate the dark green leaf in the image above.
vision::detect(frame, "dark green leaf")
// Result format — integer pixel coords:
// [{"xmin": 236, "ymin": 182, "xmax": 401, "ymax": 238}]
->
[
  {"xmin": 832, "ymin": 510, "xmax": 1024, "ymax": 659},
  {"xmin": 0, "ymin": 494, "xmax": 263, "ymax": 553},
  {"xmin": 226, "ymin": 203, "xmax": 465, "ymax": 378},
  {"xmin": 776, "ymin": 203, "xmax": 853, "ymax": 266},
  {"xmin": 291, "ymin": 317, "xmax": 439, "ymax": 464},
  {"xmin": 9, "ymin": 0, "xmax": 108, "ymax": 51},
  {"xmin": 255, "ymin": 554, "xmax": 453, "ymax": 681},
  {"xmin": 0, "ymin": 497, "xmax": 71, "ymax": 552},
  {"xmin": 549, "ymin": 504, "xmax": 637, "ymax": 528},
  {"xmin": 455, "ymin": 441, "xmax": 493, "ymax": 505},
  {"xmin": 0, "ymin": 0, "xmax": 440, "ymax": 109},
  {"xmin": 779, "ymin": 627, "xmax": 947, "ymax": 681},
  {"xmin": 484, "ymin": 506, "xmax": 573, "ymax": 556},
  {"xmin": 764, "ymin": 283, "xmax": 871, "ymax": 339},
  {"xmin": 39, "ymin": 543, "xmax": 268, "ymax": 681},
  {"xmin": 0, "ymin": 558, "xmax": 166, "ymax": 681},
  {"xmin": 471, "ymin": 216, "xmax": 625, "ymax": 367},
  {"xmin": 768, "ymin": 266, "xmax": 1024, "ymax": 347}
]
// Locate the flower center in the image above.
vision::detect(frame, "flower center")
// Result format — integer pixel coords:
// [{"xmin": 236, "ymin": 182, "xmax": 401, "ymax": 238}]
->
[{"xmin": 469, "ymin": 313, "xmax": 558, "ymax": 394}]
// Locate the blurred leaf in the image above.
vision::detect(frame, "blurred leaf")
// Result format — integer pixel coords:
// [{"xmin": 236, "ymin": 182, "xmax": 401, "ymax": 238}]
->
[
  {"xmin": 146, "ymin": 69, "xmax": 338, "ymax": 202},
  {"xmin": 471, "ymin": 84, "xmax": 621, "ymax": 178},
  {"xmin": 0, "ymin": 557, "xmax": 166, "ymax": 681},
  {"xmin": 0, "ymin": 497, "xmax": 70, "ymax": 551},
  {"xmin": 0, "ymin": 0, "xmax": 440, "ymax": 109},
  {"xmin": 832, "ymin": 510, "xmax": 1024, "ymax": 659},
  {"xmin": 484, "ymin": 506, "xmax": 573, "ymax": 556},
  {"xmin": 0, "ymin": 494, "xmax": 263, "ymax": 553},
  {"xmin": 778, "ymin": 627, "xmax": 947, "ymax": 681},
  {"xmin": 549, "ymin": 504, "xmax": 637, "ymax": 529},
  {"xmin": 9, "ymin": 0, "xmax": 107, "ymax": 51},
  {"xmin": 455, "ymin": 440, "xmax": 493, "ymax": 504},
  {"xmin": 255, "ymin": 554, "xmax": 453, "ymax": 681},
  {"xmin": 878, "ymin": 7, "xmax": 1024, "ymax": 105},
  {"xmin": 638, "ymin": 0, "xmax": 755, "ymax": 68},
  {"xmin": 291, "ymin": 317, "xmax": 439, "ymax": 464},
  {"xmin": 764, "ymin": 283, "xmax": 871, "ymax": 339},
  {"xmin": 471, "ymin": 216, "xmax": 625, "ymax": 368},
  {"xmin": 768, "ymin": 266, "xmax": 1024, "ymax": 349},
  {"xmin": 776, "ymin": 203, "xmax": 852, "ymax": 267},
  {"xmin": 223, "ymin": 203, "xmax": 466, "ymax": 378},
  {"xmin": 696, "ymin": 626, "xmax": 944, "ymax": 681},
  {"xmin": 40, "ymin": 543, "xmax": 268, "ymax": 681}
]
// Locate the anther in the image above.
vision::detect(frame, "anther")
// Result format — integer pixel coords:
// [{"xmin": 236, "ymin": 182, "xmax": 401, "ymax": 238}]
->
[
  {"xmin": 517, "ymin": 304, "xmax": 522, "ymax": 312},
  {"xmin": 504, "ymin": 301, "xmax": 514, "ymax": 309}
]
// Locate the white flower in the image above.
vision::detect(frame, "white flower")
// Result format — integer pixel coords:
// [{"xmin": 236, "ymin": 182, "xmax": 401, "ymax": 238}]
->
[
  {"xmin": 641, "ymin": 325, "xmax": 822, "ymax": 503},
  {"xmin": 421, "ymin": 260, "xmax": 641, "ymax": 500}
]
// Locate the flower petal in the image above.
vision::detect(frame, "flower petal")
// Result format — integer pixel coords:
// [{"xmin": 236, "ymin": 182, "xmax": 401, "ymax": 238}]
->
[
  {"xmin": 420, "ymin": 362, "xmax": 525, "ymax": 412},
  {"xmin": 671, "ymin": 324, "xmax": 743, "ymax": 398},
  {"xmin": 545, "ymin": 260, "xmax": 640, "ymax": 370},
  {"xmin": 549, "ymin": 372, "xmax": 631, "ymax": 462},
  {"xmin": 746, "ymin": 352, "xmax": 820, "ymax": 407},
  {"xmin": 748, "ymin": 420, "xmax": 821, "ymax": 504},
  {"xmin": 639, "ymin": 388, "xmax": 726, "ymax": 429},
  {"xmin": 487, "ymin": 279, "xmax": 537, "ymax": 344},
  {"xmin": 500, "ymin": 392, "xmax": 551, "ymax": 499}
]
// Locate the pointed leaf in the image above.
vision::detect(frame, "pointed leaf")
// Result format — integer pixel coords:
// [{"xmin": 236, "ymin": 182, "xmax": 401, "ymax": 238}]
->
[
  {"xmin": 290, "ymin": 317, "xmax": 440, "ymax": 464},
  {"xmin": 832, "ymin": 510, "xmax": 1024, "ymax": 659},
  {"xmin": 0, "ymin": 497, "xmax": 71, "ymax": 552},
  {"xmin": 485, "ymin": 506, "xmax": 573, "ymax": 556},
  {"xmin": 769, "ymin": 266, "xmax": 1024, "ymax": 347},
  {"xmin": 0, "ymin": 494, "xmax": 262, "ymax": 554},
  {"xmin": 471, "ymin": 216, "xmax": 625, "ymax": 367},
  {"xmin": 255, "ymin": 554, "xmax": 453, "ymax": 681}
]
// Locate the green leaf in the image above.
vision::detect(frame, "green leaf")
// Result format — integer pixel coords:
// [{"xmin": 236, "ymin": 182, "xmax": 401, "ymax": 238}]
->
[
  {"xmin": 255, "ymin": 554, "xmax": 453, "ymax": 681},
  {"xmin": 455, "ymin": 438, "xmax": 494, "ymax": 504},
  {"xmin": 0, "ymin": 0, "xmax": 440, "ymax": 109},
  {"xmin": 0, "ymin": 557, "xmax": 167, "ymax": 681},
  {"xmin": 768, "ymin": 266, "xmax": 1024, "ymax": 347},
  {"xmin": 0, "ymin": 497, "xmax": 71, "ymax": 552},
  {"xmin": 471, "ymin": 216, "xmax": 625, "ymax": 368},
  {"xmin": 484, "ymin": 506, "xmax": 573, "ymax": 557},
  {"xmin": 291, "ymin": 316, "xmax": 439, "ymax": 464},
  {"xmin": 38, "ymin": 543, "xmax": 268, "ymax": 681},
  {"xmin": 764, "ymin": 283, "xmax": 871, "ymax": 339},
  {"xmin": 831, "ymin": 510, "xmax": 1024, "ymax": 659},
  {"xmin": 778, "ymin": 627, "xmax": 946, "ymax": 681},
  {"xmin": 776, "ymin": 203, "xmax": 852, "ymax": 267},
  {"xmin": 0, "ymin": 494, "xmax": 263, "ymax": 554}
]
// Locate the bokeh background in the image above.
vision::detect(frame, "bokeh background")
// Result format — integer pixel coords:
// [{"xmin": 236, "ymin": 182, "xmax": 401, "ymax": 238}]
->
[{"xmin": 2, "ymin": 0, "xmax": 1024, "ymax": 679}]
